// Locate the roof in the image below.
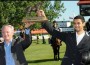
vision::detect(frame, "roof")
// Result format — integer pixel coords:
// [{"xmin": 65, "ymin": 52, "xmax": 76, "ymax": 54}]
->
[
  {"xmin": 31, "ymin": 29, "xmax": 48, "ymax": 34},
  {"xmin": 77, "ymin": 0, "xmax": 90, "ymax": 5}
]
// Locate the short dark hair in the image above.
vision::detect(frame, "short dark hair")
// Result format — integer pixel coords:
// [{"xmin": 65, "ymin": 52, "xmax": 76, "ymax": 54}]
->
[
  {"xmin": 74, "ymin": 15, "xmax": 85, "ymax": 23},
  {"xmin": 53, "ymin": 20, "xmax": 57, "ymax": 24}
]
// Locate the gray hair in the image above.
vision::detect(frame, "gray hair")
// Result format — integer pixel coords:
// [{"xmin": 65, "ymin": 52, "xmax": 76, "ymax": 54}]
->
[{"xmin": 1, "ymin": 25, "xmax": 14, "ymax": 31}]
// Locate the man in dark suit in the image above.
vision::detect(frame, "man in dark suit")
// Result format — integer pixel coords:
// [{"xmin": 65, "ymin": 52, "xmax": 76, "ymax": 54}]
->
[
  {"xmin": 0, "ymin": 22, "xmax": 33, "ymax": 65},
  {"xmin": 36, "ymin": 10, "xmax": 90, "ymax": 65}
]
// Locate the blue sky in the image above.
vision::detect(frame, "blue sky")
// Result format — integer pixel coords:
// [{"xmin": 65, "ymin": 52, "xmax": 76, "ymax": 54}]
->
[{"xmin": 55, "ymin": 1, "xmax": 90, "ymax": 22}]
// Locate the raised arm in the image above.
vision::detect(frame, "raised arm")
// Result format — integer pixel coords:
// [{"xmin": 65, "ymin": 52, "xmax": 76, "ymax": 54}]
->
[
  {"xmin": 20, "ymin": 21, "xmax": 34, "ymax": 50},
  {"xmin": 36, "ymin": 10, "xmax": 67, "ymax": 42}
]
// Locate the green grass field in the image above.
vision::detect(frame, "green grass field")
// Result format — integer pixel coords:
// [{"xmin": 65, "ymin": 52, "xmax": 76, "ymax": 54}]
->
[{"xmin": 24, "ymin": 39, "xmax": 66, "ymax": 65}]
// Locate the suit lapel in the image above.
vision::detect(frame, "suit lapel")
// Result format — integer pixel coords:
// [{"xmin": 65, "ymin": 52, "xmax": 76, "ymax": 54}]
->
[
  {"xmin": 77, "ymin": 33, "xmax": 89, "ymax": 47},
  {"xmin": 11, "ymin": 39, "xmax": 16, "ymax": 53},
  {"xmin": 11, "ymin": 39, "xmax": 16, "ymax": 47},
  {"xmin": 71, "ymin": 32, "xmax": 77, "ymax": 45},
  {"xmin": 11, "ymin": 39, "xmax": 20, "ymax": 53}
]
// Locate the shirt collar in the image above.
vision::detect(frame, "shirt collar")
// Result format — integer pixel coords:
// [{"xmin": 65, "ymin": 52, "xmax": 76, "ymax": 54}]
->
[
  {"xmin": 76, "ymin": 31, "xmax": 85, "ymax": 37},
  {"xmin": 4, "ymin": 39, "xmax": 12, "ymax": 46}
]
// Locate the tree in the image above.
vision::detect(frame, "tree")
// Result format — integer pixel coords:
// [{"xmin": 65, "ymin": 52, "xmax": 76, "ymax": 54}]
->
[
  {"xmin": 0, "ymin": 1, "xmax": 65, "ymax": 29},
  {"xmin": 45, "ymin": 1, "xmax": 65, "ymax": 22}
]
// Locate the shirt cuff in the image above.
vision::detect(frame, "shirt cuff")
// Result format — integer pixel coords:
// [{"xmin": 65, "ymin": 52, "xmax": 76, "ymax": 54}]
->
[{"xmin": 25, "ymin": 28, "xmax": 30, "ymax": 34}]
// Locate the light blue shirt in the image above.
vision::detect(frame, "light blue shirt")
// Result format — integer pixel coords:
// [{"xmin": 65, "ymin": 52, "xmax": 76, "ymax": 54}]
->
[{"xmin": 4, "ymin": 41, "xmax": 15, "ymax": 65}]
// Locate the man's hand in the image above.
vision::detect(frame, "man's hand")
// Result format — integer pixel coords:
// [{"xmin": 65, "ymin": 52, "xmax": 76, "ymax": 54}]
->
[
  {"xmin": 36, "ymin": 10, "xmax": 48, "ymax": 22},
  {"xmin": 24, "ymin": 21, "xmax": 35, "ymax": 28},
  {"xmin": 36, "ymin": 10, "xmax": 46, "ymax": 17}
]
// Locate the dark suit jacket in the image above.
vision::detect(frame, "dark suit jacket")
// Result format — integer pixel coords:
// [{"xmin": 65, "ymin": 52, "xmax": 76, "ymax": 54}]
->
[
  {"xmin": 0, "ymin": 32, "xmax": 32, "ymax": 65},
  {"xmin": 42, "ymin": 22, "xmax": 90, "ymax": 65}
]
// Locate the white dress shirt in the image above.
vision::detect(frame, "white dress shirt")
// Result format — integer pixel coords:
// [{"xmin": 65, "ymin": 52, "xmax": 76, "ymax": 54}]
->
[{"xmin": 76, "ymin": 32, "xmax": 85, "ymax": 45}]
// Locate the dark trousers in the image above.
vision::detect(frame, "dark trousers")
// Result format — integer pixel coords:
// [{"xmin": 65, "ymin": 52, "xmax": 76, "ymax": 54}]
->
[{"xmin": 52, "ymin": 45, "xmax": 60, "ymax": 60}]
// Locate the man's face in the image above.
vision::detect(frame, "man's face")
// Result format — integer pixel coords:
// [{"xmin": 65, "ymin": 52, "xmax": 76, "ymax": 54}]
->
[
  {"xmin": 2, "ymin": 26, "xmax": 14, "ymax": 41},
  {"xmin": 73, "ymin": 19, "xmax": 85, "ymax": 32}
]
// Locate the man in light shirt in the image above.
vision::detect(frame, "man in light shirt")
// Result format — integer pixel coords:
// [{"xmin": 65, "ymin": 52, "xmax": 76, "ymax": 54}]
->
[
  {"xmin": 0, "ymin": 22, "xmax": 33, "ymax": 65},
  {"xmin": 36, "ymin": 10, "xmax": 90, "ymax": 65}
]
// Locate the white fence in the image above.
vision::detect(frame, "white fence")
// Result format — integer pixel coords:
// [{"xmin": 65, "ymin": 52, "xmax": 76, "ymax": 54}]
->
[{"xmin": 32, "ymin": 35, "xmax": 50, "ymax": 40}]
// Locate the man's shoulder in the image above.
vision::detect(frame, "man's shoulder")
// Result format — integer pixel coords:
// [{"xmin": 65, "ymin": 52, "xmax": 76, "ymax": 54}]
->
[{"xmin": 85, "ymin": 31, "xmax": 90, "ymax": 37}]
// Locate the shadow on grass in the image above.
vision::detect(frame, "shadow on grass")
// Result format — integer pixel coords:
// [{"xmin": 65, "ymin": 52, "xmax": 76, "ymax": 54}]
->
[{"xmin": 27, "ymin": 58, "xmax": 63, "ymax": 63}]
